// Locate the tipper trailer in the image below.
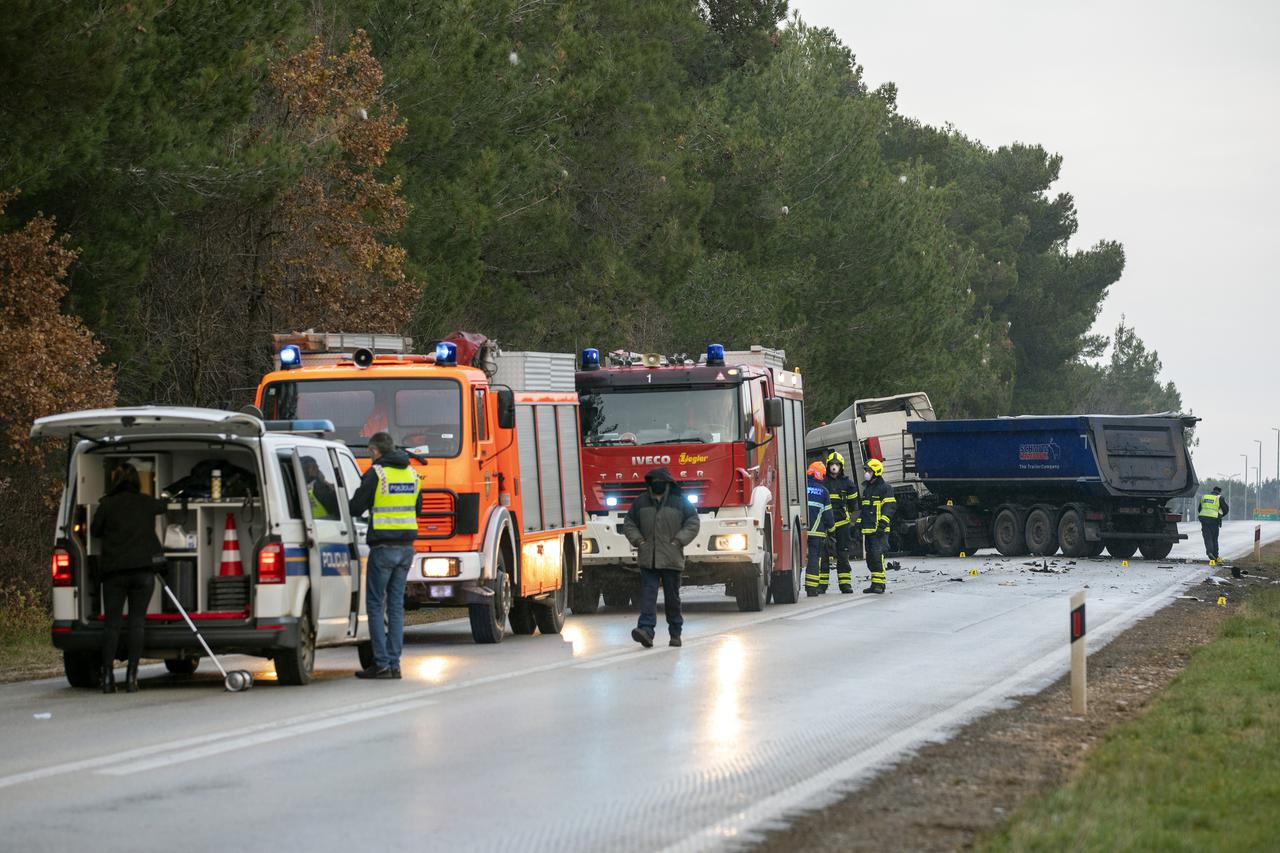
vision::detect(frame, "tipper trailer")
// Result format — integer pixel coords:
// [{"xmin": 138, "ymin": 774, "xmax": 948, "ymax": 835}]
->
[
  {"xmin": 256, "ymin": 332, "xmax": 585, "ymax": 643},
  {"xmin": 807, "ymin": 393, "xmax": 1198, "ymax": 560},
  {"xmin": 574, "ymin": 344, "xmax": 808, "ymax": 611}
]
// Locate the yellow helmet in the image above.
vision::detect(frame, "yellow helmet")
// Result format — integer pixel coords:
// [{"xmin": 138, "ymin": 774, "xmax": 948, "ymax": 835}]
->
[
  {"xmin": 864, "ymin": 458, "xmax": 884, "ymax": 477},
  {"xmin": 824, "ymin": 449, "xmax": 845, "ymax": 468}
]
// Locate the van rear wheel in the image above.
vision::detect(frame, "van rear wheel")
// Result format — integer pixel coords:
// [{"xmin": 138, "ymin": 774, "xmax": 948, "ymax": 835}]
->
[
  {"xmin": 276, "ymin": 609, "xmax": 315, "ymax": 685},
  {"xmin": 64, "ymin": 650, "xmax": 100, "ymax": 689}
]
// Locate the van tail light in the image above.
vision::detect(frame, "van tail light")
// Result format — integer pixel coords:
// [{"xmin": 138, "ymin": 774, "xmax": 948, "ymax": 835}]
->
[
  {"xmin": 51, "ymin": 547, "xmax": 73, "ymax": 587},
  {"xmin": 258, "ymin": 542, "xmax": 285, "ymax": 584}
]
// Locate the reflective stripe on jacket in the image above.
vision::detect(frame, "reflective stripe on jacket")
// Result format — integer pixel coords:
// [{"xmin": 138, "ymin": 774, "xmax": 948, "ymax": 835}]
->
[
  {"xmin": 807, "ymin": 477, "xmax": 834, "ymax": 538},
  {"xmin": 859, "ymin": 477, "xmax": 897, "ymax": 534},
  {"xmin": 372, "ymin": 464, "xmax": 421, "ymax": 532},
  {"xmin": 1198, "ymin": 493, "xmax": 1221, "ymax": 520}
]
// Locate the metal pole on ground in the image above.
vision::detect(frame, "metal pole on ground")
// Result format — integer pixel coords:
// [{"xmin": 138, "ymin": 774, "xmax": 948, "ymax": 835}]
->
[
  {"xmin": 1272, "ymin": 427, "xmax": 1279, "ymax": 508},
  {"xmin": 1070, "ymin": 590, "xmax": 1087, "ymax": 715},
  {"xmin": 1255, "ymin": 439, "xmax": 1264, "ymax": 514}
]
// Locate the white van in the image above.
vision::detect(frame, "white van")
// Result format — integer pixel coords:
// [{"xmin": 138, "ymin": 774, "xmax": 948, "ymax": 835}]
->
[{"xmin": 32, "ymin": 407, "xmax": 372, "ymax": 687}]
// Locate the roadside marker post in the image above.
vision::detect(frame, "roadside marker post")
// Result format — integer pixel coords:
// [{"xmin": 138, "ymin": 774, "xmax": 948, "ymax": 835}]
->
[
  {"xmin": 1255, "ymin": 525, "xmax": 1262, "ymax": 564},
  {"xmin": 1070, "ymin": 590, "xmax": 1087, "ymax": 715}
]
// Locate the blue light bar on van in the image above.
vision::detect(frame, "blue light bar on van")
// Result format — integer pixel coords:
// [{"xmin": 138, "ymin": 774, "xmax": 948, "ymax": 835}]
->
[
  {"xmin": 279, "ymin": 345, "xmax": 302, "ymax": 369},
  {"xmin": 435, "ymin": 341, "xmax": 457, "ymax": 366},
  {"xmin": 263, "ymin": 419, "xmax": 335, "ymax": 436},
  {"xmin": 581, "ymin": 347, "xmax": 601, "ymax": 370},
  {"xmin": 706, "ymin": 344, "xmax": 725, "ymax": 366}
]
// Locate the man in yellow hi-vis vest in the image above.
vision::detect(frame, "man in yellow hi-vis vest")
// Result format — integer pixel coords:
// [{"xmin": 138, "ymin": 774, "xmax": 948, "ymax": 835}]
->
[
  {"xmin": 349, "ymin": 432, "xmax": 421, "ymax": 679},
  {"xmin": 1197, "ymin": 485, "xmax": 1229, "ymax": 568}
]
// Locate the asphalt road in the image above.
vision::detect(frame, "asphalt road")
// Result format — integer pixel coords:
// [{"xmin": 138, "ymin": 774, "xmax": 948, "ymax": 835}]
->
[{"xmin": 1, "ymin": 521, "xmax": 1275, "ymax": 852}]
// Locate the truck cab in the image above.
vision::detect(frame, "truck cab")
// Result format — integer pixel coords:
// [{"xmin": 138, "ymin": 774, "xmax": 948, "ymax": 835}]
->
[
  {"xmin": 34, "ymin": 407, "xmax": 369, "ymax": 688},
  {"xmin": 256, "ymin": 332, "xmax": 584, "ymax": 643},
  {"xmin": 575, "ymin": 344, "xmax": 807, "ymax": 611}
]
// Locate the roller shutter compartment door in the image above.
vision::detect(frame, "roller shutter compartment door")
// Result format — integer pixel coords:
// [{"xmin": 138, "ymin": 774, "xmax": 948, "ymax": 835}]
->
[
  {"xmin": 536, "ymin": 405, "xmax": 563, "ymax": 530},
  {"xmin": 557, "ymin": 405, "xmax": 584, "ymax": 527},
  {"xmin": 516, "ymin": 406, "xmax": 542, "ymax": 532}
]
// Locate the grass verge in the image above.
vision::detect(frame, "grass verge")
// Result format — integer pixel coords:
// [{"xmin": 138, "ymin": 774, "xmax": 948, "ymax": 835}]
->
[
  {"xmin": 0, "ymin": 583, "xmax": 60, "ymax": 682},
  {"xmin": 984, "ymin": 550, "xmax": 1280, "ymax": 852}
]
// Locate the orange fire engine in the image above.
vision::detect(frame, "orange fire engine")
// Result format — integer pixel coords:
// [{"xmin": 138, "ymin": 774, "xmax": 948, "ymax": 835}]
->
[{"xmin": 256, "ymin": 332, "xmax": 584, "ymax": 643}]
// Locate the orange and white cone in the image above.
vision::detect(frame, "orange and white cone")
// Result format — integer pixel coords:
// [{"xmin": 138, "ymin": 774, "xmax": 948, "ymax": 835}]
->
[{"xmin": 219, "ymin": 513, "xmax": 244, "ymax": 577}]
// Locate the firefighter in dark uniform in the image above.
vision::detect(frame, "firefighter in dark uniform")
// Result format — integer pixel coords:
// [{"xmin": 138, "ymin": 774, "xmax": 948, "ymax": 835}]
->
[
  {"xmin": 822, "ymin": 450, "xmax": 858, "ymax": 594},
  {"xmin": 859, "ymin": 457, "xmax": 896, "ymax": 594},
  {"xmin": 804, "ymin": 462, "xmax": 835, "ymax": 597}
]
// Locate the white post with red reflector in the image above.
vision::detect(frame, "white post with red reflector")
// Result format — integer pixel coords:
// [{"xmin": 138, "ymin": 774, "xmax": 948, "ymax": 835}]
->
[
  {"xmin": 1255, "ymin": 524, "xmax": 1262, "ymax": 565},
  {"xmin": 1070, "ymin": 590, "xmax": 1087, "ymax": 715}
]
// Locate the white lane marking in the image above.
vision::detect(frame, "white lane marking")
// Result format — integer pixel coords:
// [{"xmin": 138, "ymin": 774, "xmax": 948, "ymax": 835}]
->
[
  {"xmin": 785, "ymin": 577, "xmax": 950, "ymax": 621},
  {"xmin": 660, "ymin": 563, "xmax": 1206, "ymax": 853},
  {"xmin": 100, "ymin": 696, "xmax": 437, "ymax": 775}
]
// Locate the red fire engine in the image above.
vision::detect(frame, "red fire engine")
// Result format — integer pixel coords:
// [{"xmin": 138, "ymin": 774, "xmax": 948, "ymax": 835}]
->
[{"xmin": 573, "ymin": 344, "xmax": 807, "ymax": 612}]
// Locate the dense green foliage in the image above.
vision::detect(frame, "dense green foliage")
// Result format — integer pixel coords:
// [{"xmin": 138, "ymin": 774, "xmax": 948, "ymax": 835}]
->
[{"xmin": 1, "ymin": 0, "xmax": 1180, "ymax": 421}]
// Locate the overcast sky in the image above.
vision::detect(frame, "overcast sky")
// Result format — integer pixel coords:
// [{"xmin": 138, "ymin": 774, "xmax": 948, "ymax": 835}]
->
[{"xmin": 791, "ymin": 0, "xmax": 1279, "ymax": 489}]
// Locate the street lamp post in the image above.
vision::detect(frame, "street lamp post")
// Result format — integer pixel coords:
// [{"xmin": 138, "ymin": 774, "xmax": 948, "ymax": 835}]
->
[
  {"xmin": 1255, "ymin": 439, "xmax": 1264, "ymax": 512},
  {"xmin": 1272, "ymin": 427, "xmax": 1279, "ymax": 508},
  {"xmin": 1241, "ymin": 454, "xmax": 1250, "ymax": 519}
]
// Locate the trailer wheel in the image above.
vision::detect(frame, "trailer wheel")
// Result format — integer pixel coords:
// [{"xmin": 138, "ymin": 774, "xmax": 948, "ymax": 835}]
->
[
  {"xmin": 994, "ymin": 509, "xmax": 1028, "ymax": 556},
  {"xmin": 1105, "ymin": 540, "xmax": 1139, "ymax": 560},
  {"xmin": 469, "ymin": 554, "xmax": 510, "ymax": 644},
  {"xmin": 1025, "ymin": 508, "xmax": 1059, "ymax": 556},
  {"xmin": 1057, "ymin": 509, "xmax": 1089, "ymax": 557},
  {"xmin": 509, "ymin": 600, "xmax": 537, "ymax": 635},
  {"xmin": 932, "ymin": 512, "xmax": 964, "ymax": 557},
  {"xmin": 275, "ymin": 609, "xmax": 315, "ymax": 685},
  {"xmin": 736, "ymin": 527, "xmax": 771, "ymax": 612},
  {"xmin": 1138, "ymin": 540, "xmax": 1174, "ymax": 560},
  {"xmin": 164, "ymin": 657, "xmax": 199, "ymax": 676},
  {"xmin": 533, "ymin": 560, "xmax": 568, "ymax": 635},
  {"xmin": 64, "ymin": 649, "xmax": 100, "ymax": 689},
  {"xmin": 770, "ymin": 528, "xmax": 802, "ymax": 605},
  {"xmin": 1085, "ymin": 539, "xmax": 1106, "ymax": 558}
]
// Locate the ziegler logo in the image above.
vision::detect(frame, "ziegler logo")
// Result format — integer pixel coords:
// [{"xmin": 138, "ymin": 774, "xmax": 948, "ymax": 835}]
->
[
  {"xmin": 678, "ymin": 452, "xmax": 709, "ymax": 464},
  {"xmin": 631, "ymin": 454, "xmax": 671, "ymax": 465}
]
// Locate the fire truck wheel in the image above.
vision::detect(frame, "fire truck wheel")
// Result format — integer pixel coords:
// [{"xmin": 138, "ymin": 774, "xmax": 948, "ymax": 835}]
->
[
  {"xmin": 602, "ymin": 586, "xmax": 632, "ymax": 608},
  {"xmin": 64, "ymin": 650, "xmax": 101, "ymax": 688},
  {"xmin": 533, "ymin": 570, "xmax": 567, "ymax": 635},
  {"xmin": 164, "ymin": 657, "xmax": 199, "ymax": 675},
  {"xmin": 770, "ymin": 529, "xmax": 800, "ymax": 605},
  {"xmin": 509, "ymin": 599, "xmax": 537, "ymax": 635},
  {"xmin": 735, "ymin": 527, "xmax": 771, "ymax": 612},
  {"xmin": 275, "ymin": 608, "xmax": 316, "ymax": 685},
  {"xmin": 569, "ymin": 579, "xmax": 600, "ymax": 614},
  {"xmin": 1138, "ymin": 539, "xmax": 1174, "ymax": 560},
  {"xmin": 469, "ymin": 557, "xmax": 511, "ymax": 644},
  {"xmin": 357, "ymin": 641, "xmax": 375, "ymax": 670}
]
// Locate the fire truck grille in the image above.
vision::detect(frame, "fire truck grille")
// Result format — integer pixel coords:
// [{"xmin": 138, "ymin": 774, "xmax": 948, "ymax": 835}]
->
[
  {"xmin": 416, "ymin": 490, "xmax": 456, "ymax": 546},
  {"xmin": 596, "ymin": 480, "xmax": 712, "ymax": 508}
]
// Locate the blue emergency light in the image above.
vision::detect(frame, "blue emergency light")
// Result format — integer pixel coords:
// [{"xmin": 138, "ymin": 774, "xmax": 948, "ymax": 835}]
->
[
  {"xmin": 435, "ymin": 341, "xmax": 458, "ymax": 366},
  {"xmin": 279, "ymin": 345, "xmax": 302, "ymax": 369},
  {"xmin": 706, "ymin": 344, "xmax": 726, "ymax": 366},
  {"xmin": 581, "ymin": 347, "xmax": 601, "ymax": 370}
]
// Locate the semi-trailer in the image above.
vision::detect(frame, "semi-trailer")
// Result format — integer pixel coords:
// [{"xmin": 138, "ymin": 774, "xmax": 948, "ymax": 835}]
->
[{"xmin": 807, "ymin": 393, "xmax": 1198, "ymax": 560}]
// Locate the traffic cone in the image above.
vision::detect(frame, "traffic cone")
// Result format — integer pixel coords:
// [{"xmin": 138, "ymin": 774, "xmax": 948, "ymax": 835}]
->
[{"xmin": 219, "ymin": 513, "xmax": 244, "ymax": 577}]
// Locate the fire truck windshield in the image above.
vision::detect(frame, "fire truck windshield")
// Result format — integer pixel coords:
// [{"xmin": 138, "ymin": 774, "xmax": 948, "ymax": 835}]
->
[
  {"xmin": 260, "ymin": 378, "xmax": 462, "ymax": 458},
  {"xmin": 580, "ymin": 387, "xmax": 741, "ymax": 447}
]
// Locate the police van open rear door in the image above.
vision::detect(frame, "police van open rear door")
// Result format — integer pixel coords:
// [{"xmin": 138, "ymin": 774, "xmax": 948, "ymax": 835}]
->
[{"xmin": 290, "ymin": 448, "xmax": 357, "ymax": 643}]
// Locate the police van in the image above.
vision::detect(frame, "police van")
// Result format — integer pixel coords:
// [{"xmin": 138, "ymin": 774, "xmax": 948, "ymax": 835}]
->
[{"xmin": 33, "ymin": 407, "xmax": 374, "ymax": 687}]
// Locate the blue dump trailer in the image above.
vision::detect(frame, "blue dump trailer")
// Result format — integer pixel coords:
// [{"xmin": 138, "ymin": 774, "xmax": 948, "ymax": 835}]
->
[{"xmin": 900, "ymin": 414, "xmax": 1199, "ymax": 560}]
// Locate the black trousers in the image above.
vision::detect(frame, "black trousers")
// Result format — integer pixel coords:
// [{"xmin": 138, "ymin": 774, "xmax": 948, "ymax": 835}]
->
[
  {"xmin": 637, "ymin": 568, "xmax": 683, "ymax": 636},
  {"xmin": 1200, "ymin": 520, "xmax": 1221, "ymax": 561},
  {"xmin": 864, "ymin": 532, "xmax": 889, "ymax": 584},
  {"xmin": 822, "ymin": 525, "xmax": 854, "ymax": 586},
  {"xmin": 102, "ymin": 570, "xmax": 155, "ymax": 668}
]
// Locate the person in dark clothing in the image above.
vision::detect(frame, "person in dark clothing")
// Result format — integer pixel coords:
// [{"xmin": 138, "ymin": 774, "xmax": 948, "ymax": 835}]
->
[
  {"xmin": 804, "ymin": 462, "xmax": 835, "ymax": 597},
  {"xmin": 822, "ymin": 450, "xmax": 859, "ymax": 593},
  {"xmin": 348, "ymin": 432, "xmax": 420, "ymax": 679},
  {"xmin": 301, "ymin": 455, "xmax": 340, "ymax": 518},
  {"xmin": 1198, "ymin": 486, "xmax": 1231, "ymax": 572},
  {"xmin": 623, "ymin": 467, "xmax": 700, "ymax": 648},
  {"xmin": 90, "ymin": 463, "xmax": 168, "ymax": 693},
  {"xmin": 859, "ymin": 458, "xmax": 897, "ymax": 594}
]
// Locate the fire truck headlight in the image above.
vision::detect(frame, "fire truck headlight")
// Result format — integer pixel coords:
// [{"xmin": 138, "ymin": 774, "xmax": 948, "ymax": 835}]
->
[
  {"xmin": 422, "ymin": 558, "xmax": 460, "ymax": 578},
  {"xmin": 279, "ymin": 345, "xmax": 302, "ymax": 369},
  {"xmin": 713, "ymin": 534, "xmax": 748, "ymax": 552},
  {"xmin": 687, "ymin": 494, "xmax": 699, "ymax": 505},
  {"xmin": 605, "ymin": 496, "xmax": 619, "ymax": 508}
]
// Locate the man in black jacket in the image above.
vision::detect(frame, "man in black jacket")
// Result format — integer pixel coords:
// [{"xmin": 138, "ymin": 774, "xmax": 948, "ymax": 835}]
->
[
  {"xmin": 623, "ymin": 468, "xmax": 700, "ymax": 648},
  {"xmin": 348, "ymin": 432, "xmax": 421, "ymax": 679}
]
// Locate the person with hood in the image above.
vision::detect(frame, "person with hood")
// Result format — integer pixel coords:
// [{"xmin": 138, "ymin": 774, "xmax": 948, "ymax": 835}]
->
[
  {"xmin": 349, "ymin": 432, "xmax": 421, "ymax": 679},
  {"xmin": 91, "ymin": 462, "xmax": 169, "ymax": 693},
  {"xmin": 859, "ymin": 457, "xmax": 896, "ymax": 594},
  {"xmin": 804, "ymin": 461, "xmax": 835, "ymax": 597},
  {"xmin": 623, "ymin": 467, "xmax": 700, "ymax": 648}
]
